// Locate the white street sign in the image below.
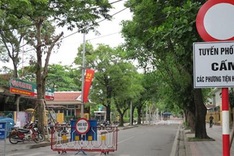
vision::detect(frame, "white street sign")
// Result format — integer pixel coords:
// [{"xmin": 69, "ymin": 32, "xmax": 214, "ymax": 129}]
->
[
  {"xmin": 75, "ymin": 118, "xmax": 90, "ymax": 134},
  {"xmin": 193, "ymin": 41, "xmax": 234, "ymax": 88}
]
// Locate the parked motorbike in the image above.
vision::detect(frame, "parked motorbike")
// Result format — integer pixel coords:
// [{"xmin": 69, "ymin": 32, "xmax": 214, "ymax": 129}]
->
[
  {"xmin": 9, "ymin": 120, "xmax": 44, "ymax": 144},
  {"xmin": 25, "ymin": 120, "xmax": 44, "ymax": 142},
  {"xmin": 99, "ymin": 120, "xmax": 111, "ymax": 129}
]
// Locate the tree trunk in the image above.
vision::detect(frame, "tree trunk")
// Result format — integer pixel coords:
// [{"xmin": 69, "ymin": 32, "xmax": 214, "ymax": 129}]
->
[
  {"xmin": 186, "ymin": 109, "xmax": 195, "ymax": 132},
  {"xmin": 131, "ymin": 106, "xmax": 135, "ymax": 125},
  {"xmin": 184, "ymin": 110, "xmax": 187, "ymax": 124},
  {"xmin": 106, "ymin": 104, "xmax": 111, "ymax": 122},
  {"xmin": 119, "ymin": 113, "xmax": 124, "ymax": 127},
  {"xmin": 35, "ymin": 65, "xmax": 46, "ymax": 135},
  {"xmin": 14, "ymin": 95, "xmax": 21, "ymax": 113},
  {"xmin": 194, "ymin": 88, "xmax": 209, "ymax": 138},
  {"xmin": 33, "ymin": 20, "xmax": 46, "ymax": 135},
  {"xmin": 35, "ymin": 99, "xmax": 45, "ymax": 133},
  {"xmin": 137, "ymin": 105, "xmax": 142, "ymax": 124}
]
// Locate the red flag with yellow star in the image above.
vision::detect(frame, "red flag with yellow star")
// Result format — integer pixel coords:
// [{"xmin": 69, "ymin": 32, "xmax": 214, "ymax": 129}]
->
[{"xmin": 83, "ymin": 69, "xmax": 95, "ymax": 103}]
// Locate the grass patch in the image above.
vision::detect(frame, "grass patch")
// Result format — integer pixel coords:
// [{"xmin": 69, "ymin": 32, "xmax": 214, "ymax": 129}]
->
[
  {"xmin": 187, "ymin": 137, "xmax": 215, "ymax": 142},
  {"xmin": 185, "ymin": 131, "xmax": 194, "ymax": 134}
]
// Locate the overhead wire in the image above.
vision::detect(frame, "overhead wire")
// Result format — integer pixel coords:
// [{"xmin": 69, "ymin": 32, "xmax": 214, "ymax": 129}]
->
[
  {"xmin": 87, "ymin": 31, "xmax": 120, "ymax": 41},
  {"xmin": 61, "ymin": 6, "xmax": 129, "ymax": 41},
  {"xmin": 1, "ymin": 0, "xmax": 129, "ymax": 53},
  {"xmin": 110, "ymin": 0, "xmax": 125, "ymax": 5}
]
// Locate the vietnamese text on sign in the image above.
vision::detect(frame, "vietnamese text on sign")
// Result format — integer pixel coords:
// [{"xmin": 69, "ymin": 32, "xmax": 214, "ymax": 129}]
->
[{"xmin": 193, "ymin": 41, "xmax": 234, "ymax": 88}]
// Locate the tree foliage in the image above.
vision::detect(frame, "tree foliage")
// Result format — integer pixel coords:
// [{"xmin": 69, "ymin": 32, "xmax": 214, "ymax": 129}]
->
[
  {"xmin": 122, "ymin": 0, "xmax": 209, "ymax": 138},
  {"xmin": 74, "ymin": 43, "xmax": 143, "ymax": 124},
  {"xmin": 46, "ymin": 64, "xmax": 81, "ymax": 91},
  {"xmin": 0, "ymin": 0, "xmax": 112, "ymax": 133}
]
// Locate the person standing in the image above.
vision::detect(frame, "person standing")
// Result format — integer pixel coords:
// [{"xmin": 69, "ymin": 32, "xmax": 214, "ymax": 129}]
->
[{"xmin": 209, "ymin": 115, "xmax": 214, "ymax": 128}]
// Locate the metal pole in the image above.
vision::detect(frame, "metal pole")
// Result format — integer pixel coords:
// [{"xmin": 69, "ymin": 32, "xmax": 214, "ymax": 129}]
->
[
  {"xmin": 80, "ymin": 33, "xmax": 86, "ymax": 118},
  {"xmin": 222, "ymin": 88, "xmax": 230, "ymax": 156}
]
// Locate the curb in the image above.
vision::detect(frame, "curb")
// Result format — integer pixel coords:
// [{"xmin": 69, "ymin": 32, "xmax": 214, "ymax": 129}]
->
[
  {"xmin": 170, "ymin": 124, "xmax": 181, "ymax": 156},
  {"xmin": 29, "ymin": 141, "xmax": 51, "ymax": 149},
  {"xmin": 183, "ymin": 129, "xmax": 193, "ymax": 156},
  {"xmin": 121, "ymin": 125, "xmax": 137, "ymax": 130},
  {"xmin": 183, "ymin": 129, "xmax": 189, "ymax": 156}
]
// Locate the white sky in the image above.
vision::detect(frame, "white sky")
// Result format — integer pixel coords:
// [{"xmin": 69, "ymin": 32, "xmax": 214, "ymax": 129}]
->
[
  {"xmin": 49, "ymin": 0, "xmax": 132, "ymax": 66},
  {"xmin": 0, "ymin": 0, "xmax": 132, "ymax": 69}
]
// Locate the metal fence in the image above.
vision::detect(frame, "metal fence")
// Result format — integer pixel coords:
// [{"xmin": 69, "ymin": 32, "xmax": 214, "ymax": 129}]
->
[{"xmin": 50, "ymin": 125, "xmax": 118, "ymax": 155}]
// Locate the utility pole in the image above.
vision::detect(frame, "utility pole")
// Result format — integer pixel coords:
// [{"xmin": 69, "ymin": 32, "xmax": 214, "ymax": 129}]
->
[{"xmin": 80, "ymin": 33, "xmax": 86, "ymax": 118}]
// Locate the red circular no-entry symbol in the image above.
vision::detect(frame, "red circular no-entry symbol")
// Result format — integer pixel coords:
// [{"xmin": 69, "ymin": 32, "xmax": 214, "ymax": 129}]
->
[
  {"xmin": 196, "ymin": 0, "xmax": 234, "ymax": 41},
  {"xmin": 75, "ymin": 118, "xmax": 90, "ymax": 134}
]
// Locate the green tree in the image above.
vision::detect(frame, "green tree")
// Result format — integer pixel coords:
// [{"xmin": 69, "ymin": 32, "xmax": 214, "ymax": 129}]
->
[
  {"xmin": 132, "ymin": 70, "xmax": 160, "ymax": 125},
  {"xmin": 46, "ymin": 64, "xmax": 81, "ymax": 91},
  {"xmin": 75, "ymin": 43, "xmax": 117, "ymax": 121},
  {"xmin": 74, "ymin": 44, "xmax": 144, "ymax": 123},
  {"xmin": 0, "ymin": 39, "xmax": 8, "ymax": 63},
  {"xmin": 112, "ymin": 62, "xmax": 143, "ymax": 126},
  {"xmin": 0, "ymin": 1, "xmax": 33, "ymax": 113},
  {"xmin": 1, "ymin": 0, "xmax": 112, "ymax": 133},
  {"xmin": 122, "ymin": 0, "xmax": 209, "ymax": 138},
  {"xmin": 18, "ymin": 64, "xmax": 81, "ymax": 91}
]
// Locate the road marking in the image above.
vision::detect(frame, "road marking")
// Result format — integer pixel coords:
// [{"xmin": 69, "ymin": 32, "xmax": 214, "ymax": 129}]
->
[
  {"xmin": 6, "ymin": 152, "xmax": 57, "ymax": 156},
  {"xmin": 118, "ymin": 136, "xmax": 135, "ymax": 144}
]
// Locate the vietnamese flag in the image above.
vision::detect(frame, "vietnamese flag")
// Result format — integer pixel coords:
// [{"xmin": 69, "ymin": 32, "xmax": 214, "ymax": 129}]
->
[{"xmin": 83, "ymin": 69, "xmax": 95, "ymax": 103}]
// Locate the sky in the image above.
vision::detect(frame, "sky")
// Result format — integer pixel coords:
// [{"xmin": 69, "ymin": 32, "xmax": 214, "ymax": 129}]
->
[
  {"xmin": 48, "ymin": 0, "xmax": 132, "ymax": 66},
  {"xmin": 0, "ymin": 0, "xmax": 132, "ymax": 69}
]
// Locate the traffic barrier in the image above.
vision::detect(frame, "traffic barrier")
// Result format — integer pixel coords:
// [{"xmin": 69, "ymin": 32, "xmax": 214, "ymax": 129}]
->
[{"xmin": 50, "ymin": 122, "xmax": 118, "ymax": 155}]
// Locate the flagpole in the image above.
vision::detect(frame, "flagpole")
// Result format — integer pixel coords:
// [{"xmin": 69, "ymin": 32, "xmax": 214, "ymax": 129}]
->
[{"xmin": 81, "ymin": 33, "xmax": 86, "ymax": 118}]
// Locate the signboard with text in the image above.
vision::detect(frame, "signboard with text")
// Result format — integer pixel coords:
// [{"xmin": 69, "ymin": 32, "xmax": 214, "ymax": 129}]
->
[
  {"xmin": 9, "ymin": 78, "xmax": 54, "ymax": 100},
  {"xmin": 75, "ymin": 118, "xmax": 90, "ymax": 134},
  {"xmin": 193, "ymin": 41, "xmax": 234, "ymax": 88}
]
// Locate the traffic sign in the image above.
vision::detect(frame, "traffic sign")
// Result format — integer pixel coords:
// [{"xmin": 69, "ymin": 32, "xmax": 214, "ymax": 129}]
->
[
  {"xmin": 75, "ymin": 118, "xmax": 90, "ymax": 134},
  {"xmin": 193, "ymin": 41, "xmax": 234, "ymax": 88},
  {"xmin": 196, "ymin": 0, "xmax": 234, "ymax": 41},
  {"xmin": 196, "ymin": 1, "xmax": 234, "ymax": 156}
]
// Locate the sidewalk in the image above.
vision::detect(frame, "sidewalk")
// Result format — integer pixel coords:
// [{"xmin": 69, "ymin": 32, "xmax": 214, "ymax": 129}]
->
[
  {"xmin": 184, "ymin": 124, "xmax": 234, "ymax": 156},
  {"xmin": 0, "ymin": 138, "xmax": 51, "ymax": 154}
]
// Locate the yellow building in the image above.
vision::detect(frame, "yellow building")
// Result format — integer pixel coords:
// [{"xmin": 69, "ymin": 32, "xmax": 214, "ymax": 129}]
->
[{"xmin": 206, "ymin": 88, "xmax": 233, "ymax": 126}]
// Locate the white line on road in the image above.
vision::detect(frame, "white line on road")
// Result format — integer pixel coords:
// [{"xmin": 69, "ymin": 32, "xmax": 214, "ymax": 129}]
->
[{"xmin": 118, "ymin": 136, "xmax": 135, "ymax": 144}]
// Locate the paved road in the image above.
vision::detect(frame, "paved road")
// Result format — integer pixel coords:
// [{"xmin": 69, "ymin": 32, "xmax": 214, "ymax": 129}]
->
[
  {"xmin": 1, "ymin": 121, "xmax": 180, "ymax": 156},
  {"xmin": 114, "ymin": 124, "xmax": 179, "ymax": 156}
]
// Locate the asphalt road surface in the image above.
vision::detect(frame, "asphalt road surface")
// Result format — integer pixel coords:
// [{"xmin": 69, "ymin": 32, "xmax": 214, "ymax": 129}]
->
[{"xmin": 4, "ymin": 121, "xmax": 180, "ymax": 156}]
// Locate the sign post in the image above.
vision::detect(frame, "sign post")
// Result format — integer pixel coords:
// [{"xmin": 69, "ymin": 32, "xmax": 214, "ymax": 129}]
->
[
  {"xmin": 222, "ymin": 88, "xmax": 229, "ymax": 156},
  {"xmin": 196, "ymin": 0, "xmax": 234, "ymax": 155},
  {"xmin": 0, "ymin": 122, "xmax": 7, "ymax": 156},
  {"xmin": 75, "ymin": 118, "xmax": 90, "ymax": 155}
]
